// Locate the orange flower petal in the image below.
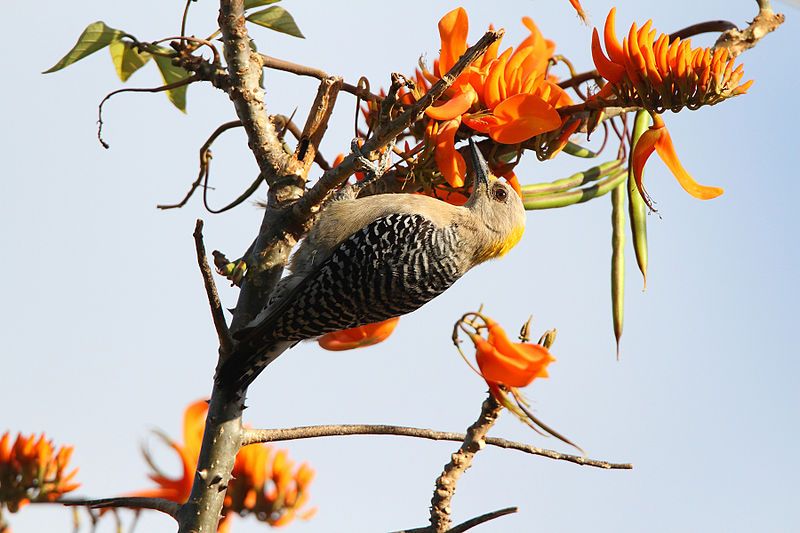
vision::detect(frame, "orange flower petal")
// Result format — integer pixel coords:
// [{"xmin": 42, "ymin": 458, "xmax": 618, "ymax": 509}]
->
[
  {"xmin": 483, "ymin": 48, "xmax": 513, "ymax": 109},
  {"xmin": 501, "ymin": 171, "xmax": 523, "ymax": 198},
  {"xmin": 434, "ymin": 117, "xmax": 467, "ymax": 187},
  {"xmin": 603, "ymin": 8, "xmax": 626, "ymax": 64},
  {"xmin": 425, "ymin": 88, "xmax": 477, "ymax": 121},
  {"xmin": 318, "ymin": 317, "xmax": 400, "ymax": 351},
  {"xmin": 591, "ymin": 28, "xmax": 625, "ymax": 83},
  {"xmin": 568, "ymin": 0, "xmax": 589, "ymax": 24},
  {"xmin": 631, "ymin": 123, "xmax": 659, "ymax": 204},
  {"xmin": 488, "ymin": 93, "xmax": 561, "ymax": 144},
  {"xmin": 437, "ymin": 7, "xmax": 469, "ymax": 76},
  {"xmin": 653, "ymin": 123, "xmax": 723, "ymax": 200}
]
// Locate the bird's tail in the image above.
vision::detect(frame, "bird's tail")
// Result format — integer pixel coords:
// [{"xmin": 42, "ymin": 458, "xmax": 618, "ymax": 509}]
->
[{"xmin": 215, "ymin": 339, "xmax": 294, "ymax": 400}]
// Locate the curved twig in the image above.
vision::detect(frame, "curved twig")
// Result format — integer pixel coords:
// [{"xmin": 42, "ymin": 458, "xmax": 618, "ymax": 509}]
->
[
  {"xmin": 260, "ymin": 53, "xmax": 381, "ymax": 101},
  {"xmin": 669, "ymin": 20, "xmax": 738, "ymax": 40},
  {"xmin": 97, "ymin": 75, "xmax": 200, "ymax": 149},
  {"xmin": 240, "ymin": 423, "xmax": 632, "ymax": 470},
  {"xmin": 157, "ymin": 120, "xmax": 242, "ymax": 210}
]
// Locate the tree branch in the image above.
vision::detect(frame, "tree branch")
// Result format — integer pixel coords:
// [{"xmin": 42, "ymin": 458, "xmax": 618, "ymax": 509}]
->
[
  {"xmin": 260, "ymin": 53, "xmax": 381, "ymax": 101},
  {"xmin": 240, "ymin": 423, "xmax": 631, "ymax": 469},
  {"xmin": 62, "ymin": 497, "xmax": 179, "ymax": 519},
  {"xmin": 714, "ymin": 0, "xmax": 784, "ymax": 57},
  {"xmin": 430, "ymin": 395, "xmax": 503, "ymax": 532},
  {"xmin": 194, "ymin": 220, "xmax": 234, "ymax": 356}
]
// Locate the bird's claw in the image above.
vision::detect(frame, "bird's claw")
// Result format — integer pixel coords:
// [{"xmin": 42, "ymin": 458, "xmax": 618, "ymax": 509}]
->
[{"xmin": 351, "ymin": 137, "xmax": 396, "ymax": 191}]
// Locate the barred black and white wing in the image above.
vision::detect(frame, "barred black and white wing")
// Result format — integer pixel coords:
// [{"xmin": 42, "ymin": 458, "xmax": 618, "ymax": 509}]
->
[{"xmin": 218, "ymin": 213, "xmax": 464, "ymax": 395}]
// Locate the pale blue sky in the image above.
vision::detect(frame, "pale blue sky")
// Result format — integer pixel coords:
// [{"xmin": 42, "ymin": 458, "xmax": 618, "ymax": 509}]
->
[{"xmin": 2, "ymin": 1, "xmax": 798, "ymax": 532}]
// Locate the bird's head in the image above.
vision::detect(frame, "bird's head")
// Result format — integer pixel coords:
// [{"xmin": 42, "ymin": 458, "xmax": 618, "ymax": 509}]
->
[{"xmin": 465, "ymin": 138, "xmax": 527, "ymax": 260}]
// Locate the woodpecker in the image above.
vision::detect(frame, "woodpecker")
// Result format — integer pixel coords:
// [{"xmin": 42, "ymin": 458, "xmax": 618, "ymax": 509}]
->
[{"xmin": 218, "ymin": 139, "xmax": 526, "ymax": 397}]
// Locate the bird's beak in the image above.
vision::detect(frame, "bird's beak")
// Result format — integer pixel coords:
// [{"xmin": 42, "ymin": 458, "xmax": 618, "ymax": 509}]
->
[{"xmin": 468, "ymin": 137, "xmax": 490, "ymax": 193}]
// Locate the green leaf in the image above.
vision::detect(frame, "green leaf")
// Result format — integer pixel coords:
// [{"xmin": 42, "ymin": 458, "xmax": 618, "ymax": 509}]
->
[
  {"xmin": 153, "ymin": 52, "xmax": 192, "ymax": 112},
  {"xmin": 109, "ymin": 40, "xmax": 151, "ymax": 82},
  {"xmin": 44, "ymin": 21, "xmax": 122, "ymax": 73},
  {"xmin": 247, "ymin": 6, "xmax": 305, "ymax": 38},
  {"xmin": 244, "ymin": 0, "xmax": 281, "ymax": 9}
]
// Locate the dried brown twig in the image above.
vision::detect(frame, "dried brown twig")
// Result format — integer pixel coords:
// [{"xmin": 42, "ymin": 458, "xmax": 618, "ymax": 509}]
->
[{"xmin": 240, "ymin": 424, "xmax": 631, "ymax": 470}]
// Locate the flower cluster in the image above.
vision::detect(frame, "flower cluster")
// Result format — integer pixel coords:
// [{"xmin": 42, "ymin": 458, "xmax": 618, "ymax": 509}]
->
[
  {"xmin": 591, "ymin": 8, "xmax": 752, "ymax": 112},
  {"xmin": 0, "ymin": 432, "xmax": 79, "ymax": 513},
  {"xmin": 468, "ymin": 316, "xmax": 554, "ymax": 396},
  {"xmin": 422, "ymin": 8, "xmax": 572, "ymax": 188},
  {"xmin": 361, "ymin": 8, "xmax": 574, "ymax": 194},
  {"xmin": 131, "ymin": 400, "xmax": 315, "ymax": 532}
]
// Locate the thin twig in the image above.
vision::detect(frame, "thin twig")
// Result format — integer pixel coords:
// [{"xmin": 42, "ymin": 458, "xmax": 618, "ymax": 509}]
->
[
  {"xmin": 448, "ymin": 507, "xmax": 519, "ymax": 533},
  {"xmin": 158, "ymin": 120, "xmax": 242, "ymax": 210},
  {"xmin": 394, "ymin": 507, "xmax": 518, "ymax": 533},
  {"xmin": 669, "ymin": 20, "xmax": 738, "ymax": 40},
  {"xmin": 193, "ymin": 220, "xmax": 234, "ymax": 356},
  {"xmin": 96, "ymin": 75, "xmax": 200, "ymax": 148},
  {"xmin": 62, "ymin": 497, "xmax": 180, "ymax": 519},
  {"xmin": 260, "ymin": 53, "xmax": 381, "ymax": 101},
  {"xmin": 240, "ymin": 424, "xmax": 630, "ymax": 469},
  {"xmin": 180, "ymin": 0, "xmax": 192, "ymax": 41}
]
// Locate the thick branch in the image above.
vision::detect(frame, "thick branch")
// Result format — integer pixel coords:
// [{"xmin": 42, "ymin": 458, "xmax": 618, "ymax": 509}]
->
[
  {"xmin": 218, "ymin": 4, "xmax": 302, "ymax": 189},
  {"xmin": 240, "ymin": 424, "xmax": 631, "ymax": 469},
  {"xmin": 63, "ymin": 497, "xmax": 179, "ymax": 519},
  {"xmin": 293, "ymin": 77, "xmax": 343, "ymax": 179},
  {"xmin": 714, "ymin": 1, "xmax": 784, "ymax": 57},
  {"xmin": 430, "ymin": 395, "xmax": 503, "ymax": 532}
]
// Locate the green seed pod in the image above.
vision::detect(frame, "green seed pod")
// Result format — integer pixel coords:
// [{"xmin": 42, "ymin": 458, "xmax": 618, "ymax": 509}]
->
[
  {"xmin": 523, "ymin": 168, "xmax": 627, "ymax": 210},
  {"xmin": 611, "ymin": 183, "xmax": 626, "ymax": 359},
  {"xmin": 628, "ymin": 110, "xmax": 650, "ymax": 288},
  {"xmin": 562, "ymin": 141, "xmax": 599, "ymax": 158}
]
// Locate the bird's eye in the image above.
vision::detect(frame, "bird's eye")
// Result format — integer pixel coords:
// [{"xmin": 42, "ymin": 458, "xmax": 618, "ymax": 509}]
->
[{"xmin": 492, "ymin": 186, "xmax": 508, "ymax": 203}]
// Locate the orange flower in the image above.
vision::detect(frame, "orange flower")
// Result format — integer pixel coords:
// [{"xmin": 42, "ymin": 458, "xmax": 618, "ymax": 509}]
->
[
  {"xmin": 568, "ymin": 0, "xmax": 589, "ymax": 24},
  {"xmin": 591, "ymin": 8, "xmax": 752, "ymax": 110},
  {"xmin": 318, "ymin": 317, "xmax": 400, "ymax": 351},
  {"xmin": 0, "ymin": 431, "xmax": 79, "ymax": 513},
  {"xmin": 422, "ymin": 8, "xmax": 571, "ymax": 186},
  {"xmin": 131, "ymin": 400, "xmax": 315, "ymax": 531},
  {"xmin": 470, "ymin": 318, "xmax": 554, "ymax": 390},
  {"xmin": 632, "ymin": 113, "xmax": 723, "ymax": 209},
  {"xmin": 456, "ymin": 313, "xmax": 581, "ymax": 451}
]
